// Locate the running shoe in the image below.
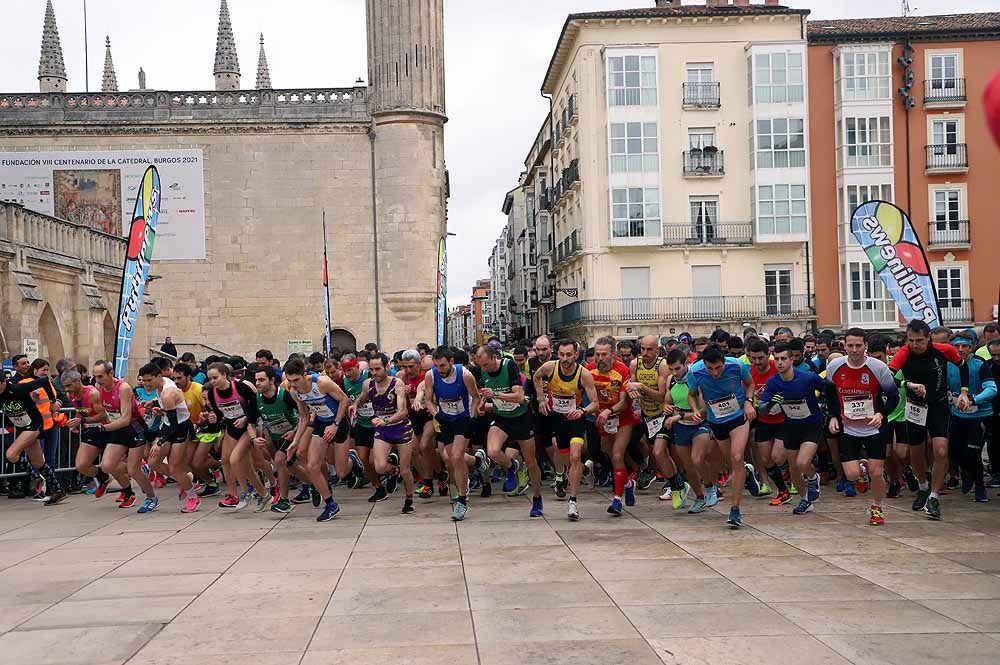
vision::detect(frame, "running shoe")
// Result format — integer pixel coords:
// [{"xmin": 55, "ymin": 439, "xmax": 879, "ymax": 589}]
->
[
  {"xmin": 327, "ymin": 474, "xmax": 340, "ymax": 488},
  {"xmin": 904, "ymin": 468, "xmax": 920, "ymax": 492},
  {"xmin": 83, "ymin": 483, "xmax": 98, "ymax": 496},
  {"xmin": 480, "ymin": 482, "xmax": 492, "ymax": 498},
  {"xmin": 584, "ymin": 459, "xmax": 595, "ymax": 489},
  {"xmin": 437, "ymin": 478, "xmax": 449, "ymax": 497},
  {"xmin": 119, "ymin": 492, "xmax": 136, "ymax": 508},
  {"xmin": 115, "ymin": 489, "xmax": 126, "ymax": 503},
  {"xmin": 311, "ymin": 486, "xmax": 322, "ymax": 507},
  {"xmin": 509, "ymin": 462, "xmax": 529, "ymax": 497},
  {"xmin": 416, "ymin": 479, "xmax": 434, "ymax": 499},
  {"xmin": 234, "ymin": 494, "xmax": 249, "ymax": 511},
  {"xmin": 658, "ymin": 484, "xmax": 673, "ymax": 502},
  {"xmin": 792, "ymin": 498, "xmax": 813, "ymax": 515},
  {"xmin": 843, "ymin": 482, "xmax": 856, "ymax": 498},
  {"xmin": 270, "ymin": 483, "xmax": 280, "ymax": 503},
  {"xmin": 607, "ymin": 497, "xmax": 623, "ymax": 516},
  {"xmin": 727, "ymin": 506, "xmax": 744, "ymax": 528},
  {"xmin": 744, "ymin": 464, "xmax": 761, "ymax": 497},
  {"xmin": 856, "ymin": 462, "xmax": 870, "ymax": 494},
  {"xmin": 868, "ymin": 504, "xmax": 885, "ymax": 526},
  {"xmin": 317, "ymin": 498, "xmax": 341, "ymax": 522},
  {"xmin": 912, "ymin": 488, "xmax": 930, "ymax": 511},
  {"xmin": 182, "ymin": 495, "xmax": 201, "ymax": 513},
  {"xmin": 567, "ymin": 499, "xmax": 580, "ymax": 521},
  {"xmin": 452, "ymin": 501, "xmax": 468, "ymax": 521},
  {"xmin": 624, "ymin": 480, "xmax": 636, "ymax": 507},
  {"xmin": 789, "ymin": 483, "xmax": 798, "ymax": 495},
  {"xmin": 636, "ymin": 468, "xmax": 656, "ymax": 491},
  {"xmin": 388, "ymin": 452, "xmax": 400, "ymax": 473},
  {"xmin": 384, "ymin": 473, "xmax": 399, "ymax": 496},
  {"xmin": 197, "ymin": 482, "xmax": 221, "ymax": 498},
  {"xmin": 769, "ymin": 490, "xmax": 792, "ymax": 506},
  {"xmin": 368, "ymin": 486, "xmax": 388, "ymax": 503},
  {"xmin": 806, "ymin": 474, "xmax": 821, "ymax": 503},
  {"xmin": 218, "ymin": 494, "xmax": 240, "ymax": 508},
  {"xmin": 599, "ymin": 471, "xmax": 614, "ymax": 489},
  {"xmin": 925, "ymin": 496, "xmax": 942, "ymax": 520},
  {"xmin": 961, "ymin": 476, "xmax": 975, "ymax": 495},
  {"xmin": 986, "ymin": 475, "xmax": 1000, "ymax": 489},
  {"xmin": 529, "ymin": 496, "xmax": 543, "ymax": 518},
  {"xmin": 491, "ymin": 466, "xmax": 504, "ymax": 483},
  {"xmin": 30, "ymin": 487, "xmax": 47, "ymax": 502},
  {"xmin": 291, "ymin": 486, "xmax": 312, "ymax": 504},
  {"xmin": 947, "ymin": 476, "xmax": 960, "ymax": 490},
  {"xmin": 254, "ymin": 493, "xmax": 273, "ymax": 513},
  {"xmin": 974, "ymin": 486, "xmax": 990, "ymax": 502},
  {"xmin": 719, "ymin": 472, "xmax": 732, "ymax": 487},
  {"xmin": 503, "ymin": 460, "xmax": 520, "ymax": 493},
  {"xmin": 42, "ymin": 489, "xmax": 67, "ymax": 506},
  {"xmin": 401, "ymin": 499, "xmax": 414, "ymax": 514},
  {"xmin": 474, "ymin": 449, "xmax": 491, "ymax": 478},
  {"xmin": 835, "ymin": 477, "xmax": 847, "ymax": 494},
  {"xmin": 887, "ymin": 480, "xmax": 901, "ymax": 499},
  {"xmin": 704, "ymin": 485, "xmax": 719, "ymax": 508},
  {"xmin": 756, "ymin": 483, "xmax": 773, "ymax": 498},
  {"xmin": 94, "ymin": 478, "xmax": 111, "ymax": 499},
  {"xmin": 553, "ymin": 472, "xmax": 566, "ymax": 499},
  {"xmin": 687, "ymin": 497, "xmax": 707, "ymax": 514},
  {"xmin": 270, "ymin": 497, "xmax": 293, "ymax": 513},
  {"xmin": 137, "ymin": 497, "xmax": 159, "ymax": 514},
  {"xmin": 671, "ymin": 482, "xmax": 691, "ymax": 510},
  {"xmin": 348, "ymin": 449, "xmax": 363, "ymax": 477},
  {"xmin": 348, "ymin": 474, "xmax": 368, "ymax": 490}
]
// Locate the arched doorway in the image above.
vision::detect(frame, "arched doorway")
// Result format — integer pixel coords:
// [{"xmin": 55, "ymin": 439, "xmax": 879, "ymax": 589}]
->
[
  {"xmin": 38, "ymin": 304, "xmax": 65, "ymax": 361},
  {"xmin": 103, "ymin": 312, "xmax": 115, "ymax": 363},
  {"xmin": 330, "ymin": 328, "xmax": 357, "ymax": 353}
]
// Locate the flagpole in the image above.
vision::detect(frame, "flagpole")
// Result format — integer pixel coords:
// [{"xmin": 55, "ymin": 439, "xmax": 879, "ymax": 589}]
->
[
  {"xmin": 322, "ymin": 210, "xmax": 332, "ymax": 355},
  {"xmin": 83, "ymin": 0, "xmax": 90, "ymax": 92}
]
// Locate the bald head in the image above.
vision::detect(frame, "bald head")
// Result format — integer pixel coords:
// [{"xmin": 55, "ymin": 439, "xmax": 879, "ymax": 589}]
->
[
  {"xmin": 638, "ymin": 335, "xmax": 660, "ymax": 363},
  {"xmin": 533, "ymin": 335, "xmax": 552, "ymax": 361}
]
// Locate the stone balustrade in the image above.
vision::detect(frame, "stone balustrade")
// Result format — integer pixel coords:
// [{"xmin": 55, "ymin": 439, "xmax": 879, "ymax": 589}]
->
[
  {"xmin": 0, "ymin": 87, "xmax": 370, "ymax": 126},
  {"xmin": 0, "ymin": 200, "xmax": 125, "ymax": 268}
]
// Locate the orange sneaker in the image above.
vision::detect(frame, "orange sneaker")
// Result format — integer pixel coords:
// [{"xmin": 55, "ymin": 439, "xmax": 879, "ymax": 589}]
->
[
  {"xmin": 868, "ymin": 504, "xmax": 885, "ymax": 526},
  {"xmin": 769, "ymin": 490, "xmax": 792, "ymax": 506}
]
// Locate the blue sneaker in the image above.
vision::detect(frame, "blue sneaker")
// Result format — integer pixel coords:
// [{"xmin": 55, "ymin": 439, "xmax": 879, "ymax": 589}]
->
[
  {"xmin": 705, "ymin": 485, "xmax": 719, "ymax": 507},
  {"xmin": 491, "ymin": 466, "xmax": 504, "ymax": 483},
  {"xmin": 836, "ymin": 477, "xmax": 847, "ymax": 493},
  {"xmin": 844, "ymin": 481, "xmax": 857, "ymax": 498},
  {"xmin": 974, "ymin": 486, "xmax": 990, "ymax": 503},
  {"xmin": 961, "ymin": 476, "xmax": 975, "ymax": 494},
  {"xmin": 688, "ymin": 497, "xmax": 708, "ymax": 514},
  {"xmin": 744, "ymin": 463, "xmax": 761, "ymax": 497},
  {"xmin": 503, "ymin": 460, "xmax": 520, "ymax": 493},
  {"xmin": 607, "ymin": 497, "xmax": 623, "ymax": 516},
  {"xmin": 83, "ymin": 483, "xmax": 98, "ymax": 495},
  {"xmin": 137, "ymin": 497, "xmax": 159, "ymax": 514},
  {"xmin": 624, "ymin": 480, "xmax": 636, "ymax": 507},
  {"xmin": 807, "ymin": 474, "xmax": 821, "ymax": 503},
  {"xmin": 291, "ymin": 485, "xmax": 312, "ymax": 504},
  {"xmin": 727, "ymin": 506, "xmax": 743, "ymax": 528},
  {"xmin": 349, "ymin": 449, "xmax": 363, "ymax": 476},
  {"xmin": 792, "ymin": 498, "xmax": 813, "ymax": 515},
  {"xmin": 452, "ymin": 501, "xmax": 468, "ymax": 521},
  {"xmin": 530, "ymin": 496, "xmax": 543, "ymax": 518},
  {"xmin": 317, "ymin": 498, "xmax": 340, "ymax": 522}
]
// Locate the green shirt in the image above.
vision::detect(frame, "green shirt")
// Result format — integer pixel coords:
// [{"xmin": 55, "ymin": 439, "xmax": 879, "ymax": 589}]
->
[
  {"xmin": 668, "ymin": 373, "xmax": 693, "ymax": 411},
  {"xmin": 482, "ymin": 358, "xmax": 527, "ymax": 418},
  {"xmin": 888, "ymin": 369, "xmax": 906, "ymax": 423},
  {"xmin": 976, "ymin": 346, "xmax": 991, "ymax": 362},
  {"xmin": 343, "ymin": 370, "xmax": 374, "ymax": 429},
  {"xmin": 256, "ymin": 387, "xmax": 299, "ymax": 443}
]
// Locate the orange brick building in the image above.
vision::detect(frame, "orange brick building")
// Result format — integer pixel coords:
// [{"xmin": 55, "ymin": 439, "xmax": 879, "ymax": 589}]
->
[{"xmin": 808, "ymin": 13, "xmax": 1000, "ymax": 330}]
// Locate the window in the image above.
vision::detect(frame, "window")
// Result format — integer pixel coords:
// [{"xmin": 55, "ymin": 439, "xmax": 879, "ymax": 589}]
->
[
  {"xmin": 756, "ymin": 184, "xmax": 807, "ymax": 235},
  {"xmin": 755, "ymin": 118, "xmax": 805, "ymax": 168},
  {"xmin": 842, "ymin": 51, "xmax": 891, "ymax": 101},
  {"xmin": 608, "ymin": 54, "xmax": 657, "ymax": 107},
  {"xmin": 610, "ymin": 122, "xmax": 659, "ymax": 173},
  {"xmin": 846, "ymin": 184, "xmax": 892, "ymax": 219},
  {"xmin": 931, "ymin": 119, "xmax": 959, "ymax": 149},
  {"xmin": 687, "ymin": 63, "xmax": 714, "ymax": 83},
  {"xmin": 844, "ymin": 116, "xmax": 891, "ymax": 167},
  {"xmin": 935, "ymin": 266, "xmax": 965, "ymax": 310},
  {"xmin": 934, "ymin": 190, "xmax": 961, "ymax": 231},
  {"xmin": 764, "ymin": 265, "xmax": 792, "ymax": 316},
  {"xmin": 612, "ymin": 187, "xmax": 660, "ymax": 239},
  {"xmin": 847, "ymin": 261, "xmax": 896, "ymax": 324},
  {"xmin": 929, "ymin": 54, "xmax": 958, "ymax": 89},
  {"xmin": 753, "ymin": 51, "xmax": 804, "ymax": 104},
  {"xmin": 688, "ymin": 128, "xmax": 716, "ymax": 149},
  {"xmin": 690, "ymin": 196, "xmax": 719, "ymax": 243}
]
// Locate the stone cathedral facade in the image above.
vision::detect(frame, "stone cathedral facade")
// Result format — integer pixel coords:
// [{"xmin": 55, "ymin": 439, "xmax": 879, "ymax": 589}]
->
[{"xmin": 0, "ymin": 0, "xmax": 448, "ymax": 360}]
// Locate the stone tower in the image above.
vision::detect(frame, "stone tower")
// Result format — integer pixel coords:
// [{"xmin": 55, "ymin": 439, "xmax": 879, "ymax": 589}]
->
[
  {"xmin": 213, "ymin": 0, "xmax": 240, "ymax": 91},
  {"xmin": 366, "ymin": 0, "xmax": 448, "ymax": 349},
  {"xmin": 256, "ymin": 34, "xmax": 272, "ymax": 90},
  {"xmin": 101, "ymin": 36, "xmax": 118, "ymax": 93},
  {"xmin": 38, "ymin": 0, "xmax": 67, "ymax": 93}
]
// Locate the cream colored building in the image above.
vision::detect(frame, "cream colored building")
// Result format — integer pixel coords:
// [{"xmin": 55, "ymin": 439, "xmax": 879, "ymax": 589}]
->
[{"xmin": 534, "ymin": 0, "xmax": 817, "ymax": 345}]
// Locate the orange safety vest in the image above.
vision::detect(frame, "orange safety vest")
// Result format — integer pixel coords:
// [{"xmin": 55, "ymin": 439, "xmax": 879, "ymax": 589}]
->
[{"xmin": 18, "ymin": 376, "xmax": 66, "ymax": 429}]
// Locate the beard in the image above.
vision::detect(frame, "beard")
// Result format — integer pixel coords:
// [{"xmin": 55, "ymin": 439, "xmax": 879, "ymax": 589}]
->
[{"xmin": 597, "ymin": 359, "xmax": 613, "ymax": 373}]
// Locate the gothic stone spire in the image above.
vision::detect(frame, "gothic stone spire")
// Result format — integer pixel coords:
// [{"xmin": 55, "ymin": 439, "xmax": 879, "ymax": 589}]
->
[
  {"xmin": 214, "ymin": 0, "xmax": 240, "ymax": 90},
  {"xmin": 256, "ymin": 33, "xmax": 272, "ymax": 89},
  {"xmin": 38, "ymin": 0, "xmax": 67, "ymax": 92},
  {"xmin": 101, "ymin": 36, "xmax": 118, "ymax": 93}
]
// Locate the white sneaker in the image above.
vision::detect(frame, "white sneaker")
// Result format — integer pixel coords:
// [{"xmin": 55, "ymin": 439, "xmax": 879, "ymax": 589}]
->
[
  {"xmin": 658, "ymin": 485, "xmax": 672, "ymax": 501},
  {"xmin": 567, "ymin": 499, "xmax": 580, "ymax": 521},
  {"xmin": 234, "ymin": 494, "xmax": 249, "ymax": 511},
  {"xmin": 584, "ymin": 460, "xmax": 595, "ymax": 489}
]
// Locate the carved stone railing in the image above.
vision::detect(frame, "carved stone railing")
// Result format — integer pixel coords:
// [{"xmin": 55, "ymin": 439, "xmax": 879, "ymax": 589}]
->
[
  {"xmin": 0, "ymin": 87, "xmax": 370, "ymax": 126},
  {"xmin": 0, "ymin": 200, "xmax": 125, "ymax": 268}
]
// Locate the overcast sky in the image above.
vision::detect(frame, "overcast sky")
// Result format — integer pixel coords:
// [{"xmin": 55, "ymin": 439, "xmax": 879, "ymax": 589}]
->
[{"xmin": 2, "ymin": 0, "xmax": 999, "ymax": 306}]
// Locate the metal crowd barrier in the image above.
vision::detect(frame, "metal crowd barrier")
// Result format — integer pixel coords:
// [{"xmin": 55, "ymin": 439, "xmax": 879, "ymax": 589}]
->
[{"xmin": 0, "ymin": 408, "xmax": 88, "ymax": 479}]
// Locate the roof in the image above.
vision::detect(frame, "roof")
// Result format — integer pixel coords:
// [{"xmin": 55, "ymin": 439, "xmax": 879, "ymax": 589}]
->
[
  {"xmin": 808, "ymin": 12, "xmax": 1000, "ymax": 43},
  {"xmin": 542, "ymin": 4, "xmax": 809, "ymax": 93}
]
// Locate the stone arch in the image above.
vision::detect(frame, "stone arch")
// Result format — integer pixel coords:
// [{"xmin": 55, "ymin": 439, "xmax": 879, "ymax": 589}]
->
[
  {"xmin": 38, "ymin": 303, "xmax": 65, "ymax": 361},
  {"xmin": 330, "ymin": 328, "xmax": 357, "ymax": 353},
  {"xmin": 103, "ymin": 312, "xmax": 115, "ymax": 363}
]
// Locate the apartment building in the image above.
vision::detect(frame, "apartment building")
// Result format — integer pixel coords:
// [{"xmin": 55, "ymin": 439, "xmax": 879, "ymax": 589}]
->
[
  {"xmin": 533, "ymin": 0, "xmax": 816, "ymax": 345},
  {"xmin": 808, "ymin": 13, "xmax": 1000, "ymax": 329},
  {"xmin": 446, "ymin": 305, "xmax": 473, "ymax": 349}
]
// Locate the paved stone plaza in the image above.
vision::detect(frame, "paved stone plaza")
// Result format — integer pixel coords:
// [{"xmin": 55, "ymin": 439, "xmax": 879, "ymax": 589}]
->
[{"xmin": 0, "ymin": 486, "xmax": 998, "ymax": 665}]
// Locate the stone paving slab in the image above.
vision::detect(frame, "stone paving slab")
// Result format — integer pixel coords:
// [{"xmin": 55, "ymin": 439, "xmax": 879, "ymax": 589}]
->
[{"xmin": 0, "ymin": 482, "xmax": 997, "ymax": 665}]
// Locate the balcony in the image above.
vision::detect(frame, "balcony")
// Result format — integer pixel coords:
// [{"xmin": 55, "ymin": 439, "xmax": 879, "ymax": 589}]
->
[
  {"xmin": 554, "ymin": 229, "xmax": 581, "ymax": 265},
  {"xmin": 683, "ymin": 148, "xmax": 724, "ymax": 177},
  {"xmin": 924, "ymin": 79, "xmax": 966, "ymax": 107},
  {"xmin": 928, "ymin": 219, "xmax": 971, "ymax": 248},
  {"xmin": 682, "ymin": 82, "xmax": 721, "ymax": 109},
  {"xmin": 662, "ymin": 222, "xmax": 753, "ymax": 247},
  {"xmin": 565, "ymin": 93, "xmax": 579, "ymax": 126},
  {"xmin": 940, "ymin": 298, "xmax": 974, "ymax": 325},
  {"xmin": 925, "ymin": 143, "xmax": 968, "ymax": 174},
  {"xmin": 548, "ymin": 295, "xmax": 816, "ymax": 330},
  {"xmin": 562, "ymin": 159, "xmax": 580, "ymax": 191}
]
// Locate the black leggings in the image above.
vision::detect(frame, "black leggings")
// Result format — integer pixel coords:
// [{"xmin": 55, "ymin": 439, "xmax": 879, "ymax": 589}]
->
[
  {"xmin": 987, "ymin": 415, "xmax": 1000, "ymax": 477},
  {"xmin": 951, "ymin": 417, "xmax": 986, "ymax": 488}
]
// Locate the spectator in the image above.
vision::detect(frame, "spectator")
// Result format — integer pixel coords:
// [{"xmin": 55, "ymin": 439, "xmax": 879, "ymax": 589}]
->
[{"xmin": 160, "ymin": 336, "xmax": 178, "ymax": 357}]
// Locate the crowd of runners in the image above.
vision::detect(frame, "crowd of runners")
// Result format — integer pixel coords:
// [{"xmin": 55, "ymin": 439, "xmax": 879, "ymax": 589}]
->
[{"xmin": 1, "ymin": 320, "xmax": 998, "ymax": 529}]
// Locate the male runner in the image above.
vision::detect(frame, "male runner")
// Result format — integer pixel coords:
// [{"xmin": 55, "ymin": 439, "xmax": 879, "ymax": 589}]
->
[
  {"xmin": 826, "ymin": 329, "xmax": 900, "ymax": 525},
  {"xmin": 62, "ymin": 369, "xmax": 118, "ymax": 496},
  {"xmin": 173, "ymin": 363, "xmax": 220, "ymax": 497},
  {"xmin": 341, "ymin": 354, "xmax": 386, "ymax": 502},
  {"xmin": 253, "ymin": 365, "xmax": 310, "ymax": 513},
  {"xmin": 0, "ymin": 369, "xmax": 67, "ymax": 505},
  {"xmin": 747, "ymin": 338, "xmax": 785, "ymax": 503},
  {"xmin": 687, "ymin": 345, "xmax": 757, "ymax": 528},
  {"xmin": 663, "ymin": 350, "xmax": 710, "ymax": 513}
]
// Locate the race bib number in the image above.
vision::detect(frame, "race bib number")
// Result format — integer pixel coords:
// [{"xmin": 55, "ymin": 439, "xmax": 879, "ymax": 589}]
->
[
  {"xmin": 781, "ymin": 400, "xmax": 811, "ymax": 420},
  {"xmin": 552, "ymin": 395, "xmax": 576, "ymax": 415},
  {"xmin": 309, "ymin": 403, "xmax": 335, "ymax": 419},
  {"xmin": 708, "ymin": 395, "xmax": 740, "ymax": 419},
  {"xmin": 645, "ymin": 414, "xmax": 666, "ymax": 438},
  {"xmin": 603, "ymin": 415, "xmax": 619, "ymax": 434},
  {"xmin": 105, "ymin": 410, "xmax": 122, "ymax": 421},
  {"xmin": 143, "ymin": 412, "xmax": 158, "ymax": 428},
  {"xmin": 844, "ymin": 397, "xmax": 874, "ymax": 420},
  {"xmin": 440, "ymin": 399, "xmax": 464, "ymax": 416},
  {"xmin": 220, "ymin": 402, "xmax": 246, "ymax": 420},
  {"xmin": 905, "ymin": 400, "xmax": 928, "ymax": 426},
  {"xmin": 494, "ymin": 398, "xmax": 518, "ymax": 413},
  {"xmin": 9, "ymin": 413, "xmax": 31, "ymax": 428},
  {"xmin": 357, "ymin": 403, "xmax": 375, "ymax": 418},
  {"xmin": 267, "ymin": 418, "xmax": 293, "ymax": 435}
]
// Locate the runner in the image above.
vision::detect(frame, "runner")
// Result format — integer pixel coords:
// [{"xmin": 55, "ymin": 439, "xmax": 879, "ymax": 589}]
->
[
  {"xmin": 403, "ymin": 349, "xmax": 444, "ymax": 499},
  {"xmin": 686, "ymin": 345, "xmax": 757, "ymax": 528},
  {"xmin": 0, "ymin": 369, "xmax": 67, "ymax": 505},
  {"xmin": 173, "ymin": 363, "xmax": 220, "ymax": 497},
  {"xmin": 137, "ymin": 363, "xmax": 200, "ymax": 513},
  {"xmin": 946, "ymin": 334, "xmax": 996, "ymax": 504},
  {"xmin": 62, "ymin": 369, "xmax": 117, "ymax": 496},
  {"xmin": 532, "ymin": 339, "xmax": 599, "ymax": 520},
  {"xmin": 252, "ymin": 365, "xmax": 310, "ymax": 514},
  {"xmin": 341, "ymin": 354, "xmax": 386, "ymax": 502},
  {"xmin": 826, "ymin": 329, "xmax": 900, "ymax": 525},
  {"xmin": 747, "ymin": 338, "xmax": 785, "ymax": 503},
  {"xmin": 663, "ymin": 349, "xmax": 710, "ymax": 513},
  {"xmin": 283, "ymin": 357, "xmax": 350, "ymax": 522},
  {"xmin": 351, "ymin": 353, "xmax": 416, "ymax": 514}
]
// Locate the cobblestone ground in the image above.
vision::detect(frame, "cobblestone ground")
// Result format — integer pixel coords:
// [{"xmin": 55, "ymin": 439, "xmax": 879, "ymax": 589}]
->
[{"xmin": 0, "ymin": 482, "xmax": 999, "ymax": 665}]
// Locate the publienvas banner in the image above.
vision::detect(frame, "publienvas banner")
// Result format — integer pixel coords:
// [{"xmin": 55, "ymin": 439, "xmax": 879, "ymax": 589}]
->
[
  {"xmin": 0, "ymin": 149, "xmax": 205, "ymax": 260},
  {"xmin": 851, "ymin": 200, "xmax": 941, "ymax": 328},
  {"xmin": 437, "ymin": 237, "xmax": 447, "ymax": 347},
  {"xmin": 115, "ymin": 166, "xmax": 161, "ymax": 378}
]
